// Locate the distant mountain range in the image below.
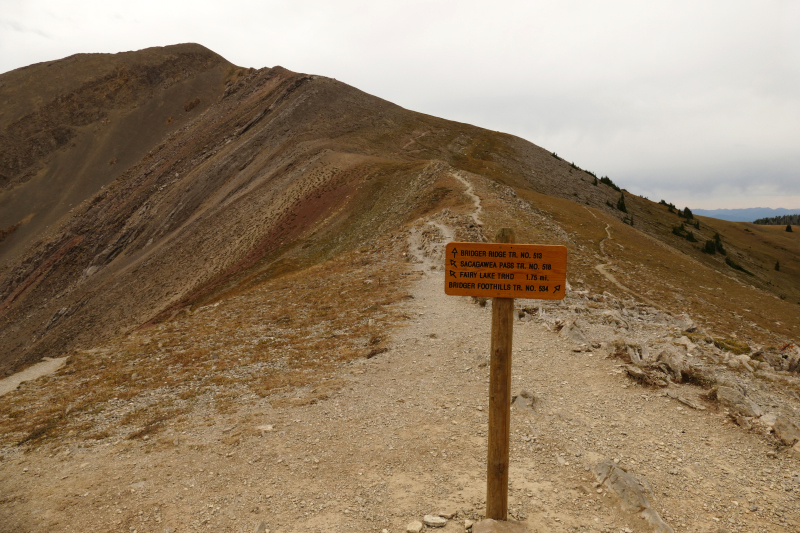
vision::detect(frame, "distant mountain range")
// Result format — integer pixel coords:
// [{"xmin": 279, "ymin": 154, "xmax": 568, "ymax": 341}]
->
[{"xmin": 692, "ymin": 207, "xmax": 800, "ymax": 222}]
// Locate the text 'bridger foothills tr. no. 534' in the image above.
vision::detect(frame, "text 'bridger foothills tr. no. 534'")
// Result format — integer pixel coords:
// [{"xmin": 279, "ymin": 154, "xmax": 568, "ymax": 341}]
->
[
  {"xmin": 444, "ymin": 242, "xmax": 568, "ymax": 300},
  {"xmin": 444, "ymin": 229, "xmax": 567, "ymax": 528}
]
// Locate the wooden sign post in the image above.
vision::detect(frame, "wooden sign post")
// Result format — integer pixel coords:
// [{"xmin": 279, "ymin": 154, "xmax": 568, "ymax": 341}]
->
[{"xmin": 444, "ymin": 229, "xmax": 567, "ymax": 522}]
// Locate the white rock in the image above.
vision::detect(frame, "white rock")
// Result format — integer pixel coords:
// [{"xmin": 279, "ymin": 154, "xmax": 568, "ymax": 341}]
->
[
  {"xmin": 465, "ymin": 519, "xmax": 475, "ymax": 530},
  {"xmin": 407, "ymin": 520, "xmax": 423, "ymax": 533},
  {"xmin": 424, "ymin": 514, "xmax": 448, "ymax": 527}
]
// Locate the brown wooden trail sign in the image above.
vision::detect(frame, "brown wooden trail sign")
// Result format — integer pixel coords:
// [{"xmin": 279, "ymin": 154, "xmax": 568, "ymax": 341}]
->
[
  {"xmin": 444, "ymin": 242, "xmax": 567, "ymax": 299},
  {"xmin": 445, "ymin": 229, "xmax": 566, "ymax": 524}
]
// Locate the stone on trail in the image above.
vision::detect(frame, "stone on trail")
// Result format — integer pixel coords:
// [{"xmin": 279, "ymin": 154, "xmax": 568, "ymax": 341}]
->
[
  {"xmin": 436, "ymin": 508, "xmax": 457, "ymax": 519},
  {"xmin": 665, "ymin": 390, "xmax": 706, "ymax": 410},
  {"xmin": 407, "ymin": 520, "xmax": 423, "ymax": 533},
  {"xmin": 594, "ymin": 460, "xmax": 674, "ymax": 533},
  {"xmin": 472, "ymin": 519, "xmax": 531, "ymax": 533},
  {"xmin": 253, "ymin": 521, "xmax": 269, "ymax": 533},
  {"xmin": 423, "ymin": 514, "xmax": 448, "ymax": 527}
]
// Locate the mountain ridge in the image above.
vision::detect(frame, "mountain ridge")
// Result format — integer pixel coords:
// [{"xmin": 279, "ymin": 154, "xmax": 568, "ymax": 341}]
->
[{"xmin": 0, "ymin": 44, "xmax": 798, "ymax": 378}]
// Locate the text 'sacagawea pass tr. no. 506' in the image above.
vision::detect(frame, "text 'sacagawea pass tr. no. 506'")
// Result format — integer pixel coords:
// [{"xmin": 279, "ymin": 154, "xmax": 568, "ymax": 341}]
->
[{"xmin": 444, "ymin": 242, "xmax": 567, "ymax": 300}]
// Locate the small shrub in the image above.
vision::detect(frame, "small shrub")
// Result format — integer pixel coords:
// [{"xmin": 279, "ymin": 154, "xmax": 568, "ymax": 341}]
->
[
  {"xmin": 726, "ymin": 256, "xmax": 754, "ymax": 276},
  {"xmin": 0, "ymin": 222, "xmax": 21, "ymax": 243},
  {"xmin": 775, "ymin": 260, "xmax": 780, "ymax": 271},
  {"xmin": 471, "ymin": 296, "xmax": 488, "ymax": 307},
  {"xmin": 702, "ymin": 240, "xmax": 716, "ymax": 254},
  {"xmin": 713, "ymin": 233, "xmax": 726, "ymax": 255},
  {"xmin": 672, "ymin": 224, "xmax": 696, "ymax": 242},
  {"xmin": 692, "ymin": 220, "xmax": 700, "ymax": 229},
  {"xmin": 788, "ymin": 224, "xmax": 794, "ymax": 232},
  {"xmin": 679, "ymin": 207, "xmax": 694, "ymax": 219},
  {"xmin": 600, "ymin": 176, "xmax": 621, "ymax": 192},
  {"xmin": 184, "ymin": 97, "xmax": 201, "ymax": 112}
]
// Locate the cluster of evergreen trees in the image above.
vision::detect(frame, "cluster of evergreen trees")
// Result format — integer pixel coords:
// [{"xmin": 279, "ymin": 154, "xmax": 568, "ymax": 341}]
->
[{"xmin": 752, "ymin": 214, "xmax": 800, "ymax": 225}]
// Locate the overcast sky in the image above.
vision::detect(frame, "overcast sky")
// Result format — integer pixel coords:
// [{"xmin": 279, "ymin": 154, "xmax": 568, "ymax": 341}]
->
[{"xmin": 2, "ymin": 0, "xmax": 799, "ymax": 210}]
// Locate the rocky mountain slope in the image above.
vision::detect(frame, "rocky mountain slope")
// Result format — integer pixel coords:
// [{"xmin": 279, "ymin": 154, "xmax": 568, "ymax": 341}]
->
[
  {"xmin": 0, "ymin": 44, "xmax": 799, "ymax": 533},
  {"xmin": 2, "ymin": 45, "xmax": 798, "ymax": 378}
]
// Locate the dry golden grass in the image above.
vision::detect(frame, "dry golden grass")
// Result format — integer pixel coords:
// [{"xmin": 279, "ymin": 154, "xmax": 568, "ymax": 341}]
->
[
  {"xmin": 512, "ymin": 188, "xmax": 800, "ymax": 346},
  {"xmin": 0, "ymin": 234, "xmax": 412, "ymax": 449}
]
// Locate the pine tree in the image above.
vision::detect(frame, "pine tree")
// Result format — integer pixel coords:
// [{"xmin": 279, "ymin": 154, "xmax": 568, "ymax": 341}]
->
[
  {"xmin": 775, "ymin": 260, "xmax": 780, "ymax": 271},
  {"xmin": 788, "ymin": 224, "xmax": 794, "ymax": 232},
  {"xmin": 617, "ymin": 193, "xmax": 627, "ymax": 213}
]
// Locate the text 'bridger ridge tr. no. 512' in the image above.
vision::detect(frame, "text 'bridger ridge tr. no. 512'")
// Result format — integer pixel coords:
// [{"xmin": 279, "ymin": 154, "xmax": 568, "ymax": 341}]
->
[{"xmin": 443, "ymin": 242, "xmax": 567, "ymax": 300}]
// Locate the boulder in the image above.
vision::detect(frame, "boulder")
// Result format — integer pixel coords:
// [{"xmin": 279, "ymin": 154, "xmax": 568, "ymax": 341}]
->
[
  {"xmin": 715, "ymin": 386, "xmax": 762, "ymax": 418},
  {"xmin": 773, "ymin": 416, "xmax": 800, "ymax": 446},
  {"xmin": 601, "ymin": 310, "xmax": 629, "ymax": 329},
  {"xmin": 657, "ymin": 346, "xmax": 686, "ymax": 381},
  {"xmin": 735, "ymin": 354, "xmax": 754, "ymax": 372},
  {"xmin": 792, "ymin": 441, "xmax": 800, "ymax": 460},
  {"xmin": 560, "ymin": 319, "xmax": 589, "ymax": 344},
  {"xmin": 671, "ymin": 313, "xmax": 695, "ymax": 331},
  {"xmin": 624, "ymin": 365, "xmax": 668, "ymax": 387},
  {"xmin": 594, "ymin": 460, "xmax": 674, "ymax": 533},
  {"xmin": 675, "ymin": 336, "xmax": 697, "ymax": 354}
]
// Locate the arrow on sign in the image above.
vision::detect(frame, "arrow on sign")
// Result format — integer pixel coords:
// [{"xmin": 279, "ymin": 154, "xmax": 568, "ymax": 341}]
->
[{"xmin": 451, "ymin": 247, "xmax": 458, "ymax": 258}]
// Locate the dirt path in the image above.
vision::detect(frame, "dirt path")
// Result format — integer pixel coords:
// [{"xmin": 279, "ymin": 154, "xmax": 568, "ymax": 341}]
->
[
  {"xmin": 0, "ymin": 357, "xmax": 68, "ymax": 397},
  {"xmin": 1, "ymin": 219, "xmax": 799, "ymax": 532},
  {"xmin": 595, "ymin": 224, "xmax": 660, "ymax": 309},
  {"xmin": 453, "ymin": 172, "xmax": 483, "ymax": 227}
]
